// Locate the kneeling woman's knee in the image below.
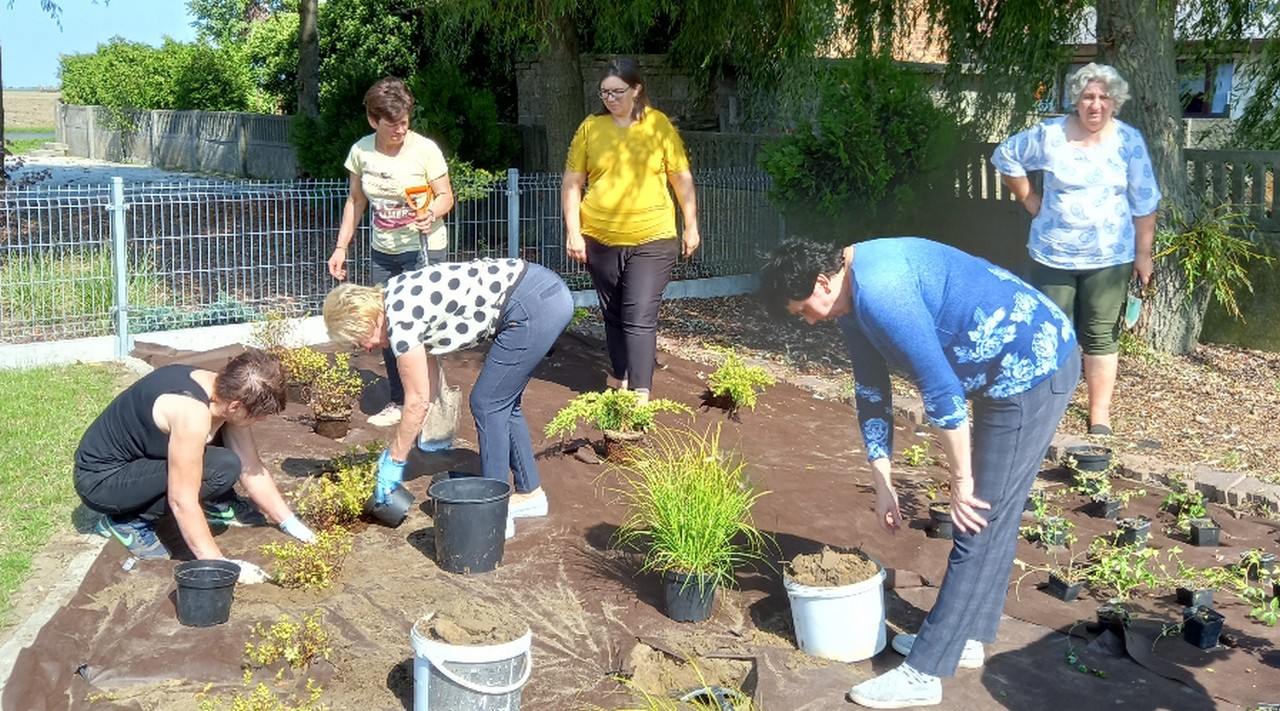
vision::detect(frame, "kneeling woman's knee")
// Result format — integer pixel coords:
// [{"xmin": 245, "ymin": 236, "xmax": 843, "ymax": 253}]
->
[{"xmin": 204, "ymin": 446, "xmax": 242, "ymax": 492}]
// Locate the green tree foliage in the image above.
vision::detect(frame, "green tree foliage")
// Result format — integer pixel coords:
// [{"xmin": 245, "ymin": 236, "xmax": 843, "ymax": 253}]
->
[
  {"xmin": 187, "ymin": 0, "xmax": 292, "ymax": 48},
  {"xmin": 407, "ymin": 64, "xmax": 519, "ymax": 169},
  {"xmin": 760, "ymin": 57, "xmax": 963, "ymax": 222},
  {"xmin": 59, "ymin": 37, "xmax": 252, "ymax": 112}
]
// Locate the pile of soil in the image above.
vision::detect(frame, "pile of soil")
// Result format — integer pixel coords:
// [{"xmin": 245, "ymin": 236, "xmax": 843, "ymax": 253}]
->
[{"xmin": 787, "ymin": 547, "xmax": 880, "ymax": 587}]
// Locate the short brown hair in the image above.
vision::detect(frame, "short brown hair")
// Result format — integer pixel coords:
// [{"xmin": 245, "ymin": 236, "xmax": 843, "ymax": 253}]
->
[
  {"xmin": 216, "ymin": 348, "xmax": 287, "ymax": 416},
  {"xmin": 364, "ymin": 76, "xmax": 415, "ymax": 123}
]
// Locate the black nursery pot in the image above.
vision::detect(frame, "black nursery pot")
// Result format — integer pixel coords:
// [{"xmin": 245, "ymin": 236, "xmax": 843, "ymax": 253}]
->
[
  {"xmin": 1176, "ymin": 586, "xmax": 1214, "ymax": 609},
  {"xmin": 928, "ymin": 502, "xmax": 953, "ymax": 540},
  {"xmin": 1046, "ymin": 572, "xmax": 1083, "ymax": 602},
  {"xmin": 1189, "ymin": 518, "xmax": 1220, "ymax": 547},
  {"xmin": 1242, "ymin": 551, "xmax": 1277, "ymax": 580},
  {"xmin": 1116, "ymin": 517, "xmax": 1151, "ymax": 548},
  {"xmin": 1090, "ymin": 495, "xmax": 1121, "ymax": 521},
  {"xmin": 663, "ymin": 571, "xmax": 716, "ymax": 623},
  {"xmin": 1182, "ymin": 605, "xmax": 1226, "ymax": 650},
  {"xmin": 1066, "ymin": 445, "xmax": 1112, "ymax": 473},
  {"xmin": 1096, "ymin": 603, "xmax": 1131, "ymax": 636}
]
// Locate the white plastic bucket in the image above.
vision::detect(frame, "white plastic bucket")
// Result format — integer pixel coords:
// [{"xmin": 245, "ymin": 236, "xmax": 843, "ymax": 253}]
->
[
  {"xmin": 411, "ymin": 615, "xmax": 533, "ymax": 711},
  {"xmin": 784, "ymin": 560, "xmax": 887, "ymax": 662}
]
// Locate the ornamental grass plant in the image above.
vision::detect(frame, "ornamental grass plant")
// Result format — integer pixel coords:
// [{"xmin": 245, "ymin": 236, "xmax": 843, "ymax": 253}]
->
[{"xmin": 608, "ymin": 425, "xmax": 772, "ymax": 590}]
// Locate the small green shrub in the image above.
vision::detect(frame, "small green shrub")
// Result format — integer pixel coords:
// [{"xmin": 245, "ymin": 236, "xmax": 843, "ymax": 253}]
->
[
  {"xmin": 245, "ymin": 611, "xmax": 333, "ymax": 673},
  {"xmin": 759, "ymin": 56, "xmax": 962, "ymax": 220},
  {"xmin": 545, "ymin": 389, "xmax": 692, "ymax": 438},
  {"xmin": 307, "ymin": 353, "xmax": 363, "ymax": 419},
  {"xmin": 1085, "ymin": 539, "xmax": 1162, "ymax": 601},
  {"xmin": 1160, "ymin": 479, "xmax": 1207, "ymax": 534},
  {"xmin": 1155, "ymin": 201, "xmax": 1273, "ymax": 320},
  {"xmin": 197, "ymin": 672, "xmax": 328, "ymax": 711},
  {"xmin": 295, "ymin": 444, "xmax": 379, "ymax": 530},
  {"xmin": 279, "ymin": 346, "xmax": 329, "ymax": 388},
  {"xmin": 706, "ymin": 345, "xmax": 775, "ymax": 411},
  {"xmin": 261, "ymin": 526, "xmax": 353, "ymax": 590}
]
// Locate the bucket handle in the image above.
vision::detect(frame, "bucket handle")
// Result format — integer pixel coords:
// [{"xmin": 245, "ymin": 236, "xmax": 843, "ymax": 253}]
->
[{"xmin": 424, "ymin": 648, "xmax": 533, "ymax": 695}]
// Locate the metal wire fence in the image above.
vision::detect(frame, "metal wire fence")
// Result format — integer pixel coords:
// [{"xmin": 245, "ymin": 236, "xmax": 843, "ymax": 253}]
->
[{"xmin": 0, "ymin": 169, "xmax": 782, "ymax": 346}]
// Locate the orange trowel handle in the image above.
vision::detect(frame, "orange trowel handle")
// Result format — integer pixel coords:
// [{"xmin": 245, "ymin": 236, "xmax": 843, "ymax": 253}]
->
[{"xmin": 405, "ymin": 185, "xmax": 436, "ymax": 217}]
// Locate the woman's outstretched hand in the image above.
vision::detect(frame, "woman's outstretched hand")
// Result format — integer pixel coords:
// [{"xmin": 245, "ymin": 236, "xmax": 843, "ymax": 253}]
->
[{"xmin": 949, "ymin": 474, "xmax": 991, "ymax": 533}]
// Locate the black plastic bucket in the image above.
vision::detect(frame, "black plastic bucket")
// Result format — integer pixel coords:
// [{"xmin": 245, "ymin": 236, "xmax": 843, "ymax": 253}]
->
[
  {"xmin": 174, "ymin": 559, "xmax": 240, "ymax": 627},
  {"xmin": 365, "ymin": 483, "xmax": 416, "ymax": 527},
  {"xmin": 429, "ymin": 477, "xmax": 511, "ymax": 574},
  {"xmin": 663, "ymin": 571, "xmax": 716, "ymax": 622}
]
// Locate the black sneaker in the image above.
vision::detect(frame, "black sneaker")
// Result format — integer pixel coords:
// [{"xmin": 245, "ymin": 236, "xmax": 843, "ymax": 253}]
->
[
  {"xmin": 96, "ymin": 515, "xmax": 169, "ymax": 560},
  {"xmin": 204, "ymin": 495, "xmax": 269, "ymax": 528}
]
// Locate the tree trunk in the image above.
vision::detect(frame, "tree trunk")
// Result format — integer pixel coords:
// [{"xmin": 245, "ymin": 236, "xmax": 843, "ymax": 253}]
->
[
  {"xmin": 539, "ymin": 15, "xmax": 582, "ymax": 172},
  {"xmin": 296, "ymin": 0, "xmax": 319, "ymax": 118},
  {"xmin": 1096, "ymin": 0, "xmax": 1201, "ymax": 353}
]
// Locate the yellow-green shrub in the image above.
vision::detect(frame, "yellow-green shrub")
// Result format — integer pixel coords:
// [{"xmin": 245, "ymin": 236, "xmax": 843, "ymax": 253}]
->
[{"xmin": 261, "ymin": 527, "xmax": 353, "ymax": 590}]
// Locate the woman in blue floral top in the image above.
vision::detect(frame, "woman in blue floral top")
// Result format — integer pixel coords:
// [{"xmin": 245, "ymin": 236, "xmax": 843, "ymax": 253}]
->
[
  {"xmin": 992, "ymin": 62, "xmax": 1161, "ymax": 436},
  {"xmin": 759, "ymin": 236, "xmax": 1080, "ymax": 709}
]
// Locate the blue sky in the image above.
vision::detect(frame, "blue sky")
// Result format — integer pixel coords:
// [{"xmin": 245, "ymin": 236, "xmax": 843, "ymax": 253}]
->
[{"xmin": 1, "ymin": 1, "xmax": 197, "ymax": 88}]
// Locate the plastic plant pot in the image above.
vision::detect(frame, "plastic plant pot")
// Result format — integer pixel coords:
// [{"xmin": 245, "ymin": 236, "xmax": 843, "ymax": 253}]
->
[
  {"xmin": 1046, "ymin": 572, "xmax": 1083, "ymax": 602},
  {"xmin": 1065, "ymin": 444, "xmax": 1112, "ymax": 473},
  {"xmin": 428, "ymin": 477, "xmax": 512, "ymax": 574},
  {"xmin": 663, "ymin": 571, "xmax": 716, "ymax": 623},
  {"xmin": 174, "ymin": 559, "xmax": 240, "ymax": 627},
  {"xmin": 1025, "ymin": 490, "xmax": 1045, "ymax": 513},
  {"xmin": 1090, "ymin": 494, "xmax": 1121, "ymax": 520},
  {"xmin": 1115, "ymin": 517, "xmax": 1151, "ymax": 549},
  {"xmin": 1176, "ymin": 587, "xmax": 1214, "ymax": 609},
  {"xmin": 1181, "ymin": 605, "xmax": 1225, "ymax": 649},
  {"xmin": 928, "ymin": 502, "xmax": 953, "ymax": 540},
  {"xmin": 364, "ymin": 483, "xmax": 415, "ymax": 527},
  {"xmin": 1241, "ymin": 551, "xmax": 1277, "ymax": 580},
  {"xmin": 1096, "ymin": 603, "xmax": 1131, "ymax": 636},
  {"xmin": 1188, "ymin": 518, "xmax": 1220, "ymax": 547}
]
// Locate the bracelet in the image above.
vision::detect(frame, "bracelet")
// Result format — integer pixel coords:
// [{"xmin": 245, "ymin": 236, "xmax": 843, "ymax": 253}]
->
[{"xmin": 334, "ymin": 245, "xmax": 347, "ymax": 252}]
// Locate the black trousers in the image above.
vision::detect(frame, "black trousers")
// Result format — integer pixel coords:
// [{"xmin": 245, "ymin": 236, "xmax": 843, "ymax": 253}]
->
[
  {"xmin": 74, "ymin": 446, "xmax": 241, "ymax": 522},
  {"xmin": 584, "ymin": 236, "xmax": 678, "ymax": 391}
]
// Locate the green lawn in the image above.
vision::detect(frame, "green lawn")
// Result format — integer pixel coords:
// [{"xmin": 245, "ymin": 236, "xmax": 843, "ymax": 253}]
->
[
  {"xmin": 7, "ymin": 125, "xmax": 55, "ymax": 133},
  {"xmin": 4, "ymin": 138, "xmax": 47, "ymax": 155},
  {"xmin": 0, "ymin": 364, "xmax": 122, "ymax": 625}
]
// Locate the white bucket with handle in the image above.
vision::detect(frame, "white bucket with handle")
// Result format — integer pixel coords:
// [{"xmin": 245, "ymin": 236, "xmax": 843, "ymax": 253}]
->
[{"xmin": 411, "ymin": 614, "xmax": 532, "ymax": 711}]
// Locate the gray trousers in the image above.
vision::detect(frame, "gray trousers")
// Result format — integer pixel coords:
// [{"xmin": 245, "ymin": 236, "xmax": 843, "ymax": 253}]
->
[{"xmin": 906, "ymin": 353, "xmax": 1081, "ymax": 677}]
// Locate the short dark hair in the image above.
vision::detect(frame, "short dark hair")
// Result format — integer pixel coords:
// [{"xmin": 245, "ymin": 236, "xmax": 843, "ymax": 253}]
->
[
  {"xmin": 758, "ymin": 236, "xmax": 846, "ymax": 320},
  {"xmin": 364, "ymin": 76, "xmax": 415, "ymax": 123},
  {"xmin": 594, "ymin": 57, "xmax": 650, "ymax": 121},
  {"xmin": 216, "ymin": 348, "xmax": 287, "ymax": 417}
]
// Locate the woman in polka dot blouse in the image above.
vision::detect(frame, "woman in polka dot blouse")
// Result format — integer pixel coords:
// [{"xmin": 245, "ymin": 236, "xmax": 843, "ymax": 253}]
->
[{"xmin": 322, "ymin": 259, "xmax": 573, "ymax": 522}]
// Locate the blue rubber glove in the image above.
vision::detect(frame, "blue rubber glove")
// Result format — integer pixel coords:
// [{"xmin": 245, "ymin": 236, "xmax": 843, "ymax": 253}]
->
[{"xmin": 376, "ymin": 449, "xmax": 406, "ymax": 505}]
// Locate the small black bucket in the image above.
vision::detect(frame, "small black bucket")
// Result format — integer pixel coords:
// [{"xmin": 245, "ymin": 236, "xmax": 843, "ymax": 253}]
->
[
  {"xmin": 174, "ymin": 559, "xmax": 240, "ymax": 627},
  {"xmin": 663, "ymin": 571, "xmax": 716, "ymax": 623},
  {"xmin": 364, "ymin": 484, "xmax": 415, "ymax": 527},
  {"xmin": 1066, "ymin": 445, "xmax": 1112, "ymax": 473},
  {"xmin": 429, "ymin": 477, "xmax": 511, "ymax": 574}
]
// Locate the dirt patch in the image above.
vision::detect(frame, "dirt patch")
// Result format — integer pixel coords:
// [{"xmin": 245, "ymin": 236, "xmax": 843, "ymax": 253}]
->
[
  {"xmin": 787, "ymin": 547, "xmax": 880, "ymax": 587},
  {"xmin": 624, "ymin": 642, "xmax": 754, "ymax": 704},
  {"xmin": 2, "ymin": 90, "xmax": 59, "ymax": 129}
]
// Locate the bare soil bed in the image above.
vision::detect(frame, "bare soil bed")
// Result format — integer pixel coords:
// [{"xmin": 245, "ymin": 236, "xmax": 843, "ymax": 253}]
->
[
  {"xmin": 4, "ymin": 332, "xmax": 1277, "ymax": 711},
  {"xmin": 2, "ymin": 90, "xmax": 60, "ymax": 129}
]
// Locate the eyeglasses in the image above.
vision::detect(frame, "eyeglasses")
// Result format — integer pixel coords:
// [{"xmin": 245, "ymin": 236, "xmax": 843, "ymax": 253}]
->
[{"xmin": 598, "ymin": 87, "xmax": 631, "ymax": 100}]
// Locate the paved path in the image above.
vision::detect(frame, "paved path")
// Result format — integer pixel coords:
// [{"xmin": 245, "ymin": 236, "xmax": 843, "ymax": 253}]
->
[{"xmin": 7, "ymin": 155, "xmax": 218, "ymax": 188}]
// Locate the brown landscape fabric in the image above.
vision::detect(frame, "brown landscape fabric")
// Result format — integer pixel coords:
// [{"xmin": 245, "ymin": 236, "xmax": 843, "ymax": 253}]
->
[{"xmin": 4, "ymin": 333, "xmax": 1278, "ymax": 710}]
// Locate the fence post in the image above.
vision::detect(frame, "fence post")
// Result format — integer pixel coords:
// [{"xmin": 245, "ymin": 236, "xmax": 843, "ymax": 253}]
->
[
  {"xmin": 108, "ymin": 177, "xmax": 130, "ymax": 358},
  {"xmin": 507, "ymin": 168, "xmax": 520, "ymax": 259}
]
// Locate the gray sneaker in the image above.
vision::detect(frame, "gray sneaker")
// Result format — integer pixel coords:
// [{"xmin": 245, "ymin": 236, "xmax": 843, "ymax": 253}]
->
[
  {"xmin": 891, "ymin": 634, "xmax": 985, "ymax": 668},
  {"xmin": 847, "ymin": 663, "xmax": 942, "ymax": 709},
  {"xmin": 96, "ymin": 515, "xmax": 169, "ymax": 560}
]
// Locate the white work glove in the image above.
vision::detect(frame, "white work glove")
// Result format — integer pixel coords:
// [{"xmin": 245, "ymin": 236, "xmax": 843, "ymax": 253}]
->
[
  {"xmin": 224, "ymin": 558, "xmax": 273, "ymax": 585},
  {"xmin": 279, "ymin": 514, "xmax": 317, "ymax": 544}
]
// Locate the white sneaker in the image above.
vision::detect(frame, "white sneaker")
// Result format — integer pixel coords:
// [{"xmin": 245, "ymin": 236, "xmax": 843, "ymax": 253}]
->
[
  {"xmin": 509, "ymin": 491, "xmax": 548, "ymax": 518},
  {"xmin": 891, "ymin": 634, "xmax": 985, "ymax": 669},
  {"xmin": 505, "ymin": 516, "xmax": 515, "ymax": 539},
  {"xmin": 367, "ymin": 403, "xmax": 402, "ymax": 427},
  {"xmin": 847, "ymin": 663, "xmax": 941, "ymax": 709}
]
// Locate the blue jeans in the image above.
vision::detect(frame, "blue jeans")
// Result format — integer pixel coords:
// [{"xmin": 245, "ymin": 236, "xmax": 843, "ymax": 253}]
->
[
  {"xmin": 470, "ymin": 264, "xmax": 573, "ymax": 492},
  {"xmin": 906, "ymin": 353, "xmax": 1081, "ymax": 676},
  {"xmin": 370, "ymin": 247, "xmax": 447, "ymax": 405}
]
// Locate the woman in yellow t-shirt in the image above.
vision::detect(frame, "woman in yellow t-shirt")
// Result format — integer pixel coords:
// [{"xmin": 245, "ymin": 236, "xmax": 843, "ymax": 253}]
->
[
  {"xmin": 328, "ymin": 77, "xmax": 454, "ymax": 428},
  {"xmin": 561, "ymin": 57, "xmax": 700, "ymax": 404}
]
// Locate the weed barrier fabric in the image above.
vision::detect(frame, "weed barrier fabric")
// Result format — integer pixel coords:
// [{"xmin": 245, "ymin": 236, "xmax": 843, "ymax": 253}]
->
[{"xmin": 5, "ymin": 334, "xmax": 1278, "ymax": 710}]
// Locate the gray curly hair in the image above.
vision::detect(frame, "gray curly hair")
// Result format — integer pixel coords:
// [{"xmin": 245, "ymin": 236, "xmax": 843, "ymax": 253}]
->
[{"xmin": 1068, "ymin": 62, "xmax": 1130, "ymax": 113}]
